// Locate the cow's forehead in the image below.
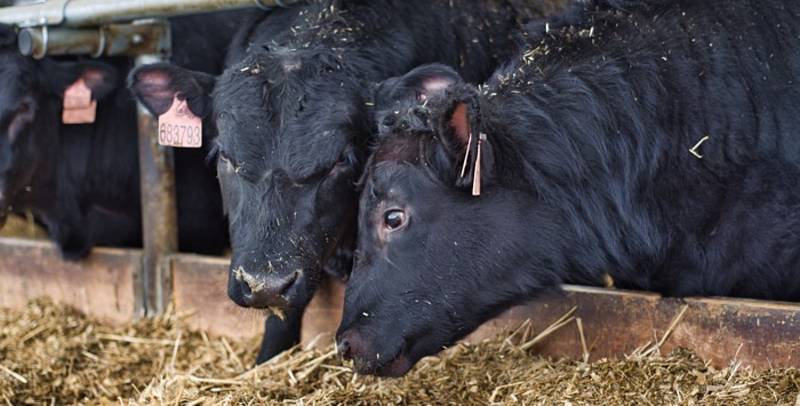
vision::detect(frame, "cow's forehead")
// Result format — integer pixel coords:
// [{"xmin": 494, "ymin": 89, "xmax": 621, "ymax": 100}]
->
[
  {"xmin": 372, "ymin": 133, "xmax": 422, "ymax": 163},
  {"xmin": 213, "ymin": 74, "xmax": 351, "ymax": 145},
  {"xmin": 367, "ymin": 159, "xmax": 430, "ymax": 200},
  {"xmin": 212, "ymin": 72, "xmax": 361, "ymax": 182}
]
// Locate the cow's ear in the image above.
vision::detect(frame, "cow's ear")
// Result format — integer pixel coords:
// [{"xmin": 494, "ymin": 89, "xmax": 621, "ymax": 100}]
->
[
  {"xmin": 406, "ymin": 64, "xmax": 462, "ymax": 101},
  {"xmin": 375, "ymin": 64, "xmax": 462, "ymax": 106},
  {"xmin": 435, "ymin": 93, "xmax": 494, "ymax": 194},
  {"xmin": 42, "ymin": 60, "xmax": 119, "ymax": 100},
  {"xmin": 127, "ymin": 63, "xmax": 215, "ymax": 118},
  {"xmin": 435, "ymin": 95, "xmax": 480, "ymax": 157},
  {"xmin": 448, "ymin": 102, "xmax": 471, "ymax": 147}
]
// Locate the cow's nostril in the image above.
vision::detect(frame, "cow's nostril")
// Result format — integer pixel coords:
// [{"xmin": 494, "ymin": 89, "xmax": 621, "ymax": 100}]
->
[
  {"xmin": 278, "ymin": 270, "xmax": 301, "ymax": 297},
  {"xmin": 338, "ymin": 337, "xmax": 352, "ymax": 360},
  {"xmin": 240, "ymin": 279, "xmax": 253, "ymax": 297},
  {"xmin": 238, "ymin": 268, "xmax": 267, "ymax": 296}
]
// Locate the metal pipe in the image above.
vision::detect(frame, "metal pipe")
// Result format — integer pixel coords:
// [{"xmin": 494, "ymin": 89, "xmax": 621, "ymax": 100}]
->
[
  {"xmin": 18, "ymin": 20, "xmax": 170, "ymax": 59},
  {"xmin": 136, "ymin": 52, "xmax": 179, "ymax": 317},
  {"xmin": 0, "ymin": 0, "xmax": 300, "ymax": 28}
]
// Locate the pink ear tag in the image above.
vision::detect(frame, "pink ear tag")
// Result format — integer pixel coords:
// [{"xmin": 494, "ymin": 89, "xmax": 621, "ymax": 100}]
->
[
  {"xmin": 62, "ymin": 79, "xmax": 96, "ymax": 124},
  {"xmin": 472, "ymin": 134, "xmax": 484, "ymax": 197},
  {"xmin": 158, "ymin": 95, "xmax": 203, "ymax": 148}
]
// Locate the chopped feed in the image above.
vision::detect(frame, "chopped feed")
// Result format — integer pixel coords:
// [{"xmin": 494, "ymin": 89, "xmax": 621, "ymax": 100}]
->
[
  {"xmin": 1, "ymin": 300, "xmax": 799, "ymax": 405},
  {"xmin": 0, "ymin": 214, "xmax": 47, "ymax": 240}
]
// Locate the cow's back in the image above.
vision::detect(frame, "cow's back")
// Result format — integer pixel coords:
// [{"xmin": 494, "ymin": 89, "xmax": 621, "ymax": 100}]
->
[{"xmin": 226, "ymin": 0, "xmax": 553, "ymax": 84}]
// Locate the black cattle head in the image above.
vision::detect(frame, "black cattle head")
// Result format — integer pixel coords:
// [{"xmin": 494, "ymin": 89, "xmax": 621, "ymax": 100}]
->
[
  {"xmin": 336, "ymin": 67, "xmax": 562, "ymax": 376},
  {"xmin": 0, "ymin": 24, "xmax": 118, "ymax": 227},
  {"xmin": 129, "ymin": 48, "xmax": 370, "ymax": 310}
]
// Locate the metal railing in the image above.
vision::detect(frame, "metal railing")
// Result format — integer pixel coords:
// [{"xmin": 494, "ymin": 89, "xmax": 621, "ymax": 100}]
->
[
  {"xmin": 0, "ymin": 0, "xmax": 299, "ymax": 28},
  {"xmin": 0, "ymin": 0, "xmax": 301, "ymax": 316}
]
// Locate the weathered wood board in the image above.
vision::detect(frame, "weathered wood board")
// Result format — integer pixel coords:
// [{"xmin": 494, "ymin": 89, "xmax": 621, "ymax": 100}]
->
[
  {"xmin": 169, "ymin": 254, "xmax": 343, "ymax": 345},
  {"xmin": 169, "ymin": 254, "xmax": 800, "ymax": 369},
  {"xmin": 474, "ymin": 286, "xmax": 800, "ymax": 369},
  {"xmin": 0, "ymin": 237, "xmax": 139, "ymax": 324},
  {"xmin": 1, "ymin": 243, "xmax": 799, "ymax": 369}
]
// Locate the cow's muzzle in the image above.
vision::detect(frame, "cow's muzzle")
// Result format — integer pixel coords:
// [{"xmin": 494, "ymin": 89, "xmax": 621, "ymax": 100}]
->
[{"xmin": 228, "ymin": 266, "xmax": 306, "ymax": 309}]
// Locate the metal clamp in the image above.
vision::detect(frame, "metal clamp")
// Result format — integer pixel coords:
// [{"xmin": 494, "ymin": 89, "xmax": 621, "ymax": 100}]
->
[
  {"xmin": 19, "ymin": 0, "xmax": 67, "ymax": 28},
  {"xmin": 58, "ymin": 0, "xmax": 70, "ymax": 24},
  {"xmin": 32, "ymin": 24, "xmax": 47, "ymax": 59},
  {"xmin": 18, "ymin": 21, "xmax": 169, "ymax": 60},
  {"xmin": 91, "ymin": 25, "xmax": 106, "ymax": 58}
]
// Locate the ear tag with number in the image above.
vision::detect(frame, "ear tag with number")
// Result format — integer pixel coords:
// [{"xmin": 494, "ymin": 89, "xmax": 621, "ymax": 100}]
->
[
  {"xmin": 158, "ymin": 95, "xmax": 202, "ymax": 148},
  {"xmin": 62, "ymin": 79, "xmax": 97, "ymax": 124}
]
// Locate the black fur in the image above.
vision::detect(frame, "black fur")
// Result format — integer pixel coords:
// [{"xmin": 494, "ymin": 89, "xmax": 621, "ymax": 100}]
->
[
  {"xmin": 338, "ymin": 0, "xmax": 800, "ymax": 377},
  {"xmin": 129, "ymin": 0, "xmax": 557, "ymax": 362}
]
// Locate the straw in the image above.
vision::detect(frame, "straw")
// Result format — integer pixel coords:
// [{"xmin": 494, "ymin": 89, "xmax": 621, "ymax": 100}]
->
[{"xmin": 1, "ymin": 299, "xmax": 798, "ymax": 405}]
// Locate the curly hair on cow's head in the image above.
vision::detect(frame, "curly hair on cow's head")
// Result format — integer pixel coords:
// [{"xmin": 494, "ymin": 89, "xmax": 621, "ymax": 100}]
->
[{"xmin": 368, "ymin": 63, "xmax": 496, "ymax": 194}]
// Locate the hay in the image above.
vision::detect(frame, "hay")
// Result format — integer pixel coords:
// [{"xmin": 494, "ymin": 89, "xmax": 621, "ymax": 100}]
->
[
  {"xmin": 0, "ymin": 214, "xmax": 47, "ymax": 239},
  {"xmin": 2, "ymin": 300, "xmax": 799, "ymax": 405}
]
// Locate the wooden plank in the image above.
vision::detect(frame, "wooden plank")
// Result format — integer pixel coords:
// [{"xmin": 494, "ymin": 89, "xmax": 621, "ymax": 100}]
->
[
  {"xmin": 169, "ymin": 255, "xmax": 800, "ymax": 368},
  {"xmin": 471, "ymin": 286, "xmax": 800, "ymax": 369},
  {"xmin": 301, "ymin": 277, "xmax": 345, "ymax": 347},
  {"xmin": 169, "ymin": 254, "xmax": 345, "ymax": 346},
  {"xmin": 0, "ymin": 237, "xmax": 139, "ymax": 324},
  {"xmin": 2, "ymin": 239, "xmax": 796, "ymax": 368},
  {"xmin": 170, "ymin": 254, "xmax": 262, "ymax": 339}
]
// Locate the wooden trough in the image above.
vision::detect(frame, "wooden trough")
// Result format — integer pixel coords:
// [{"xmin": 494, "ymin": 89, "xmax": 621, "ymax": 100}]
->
[{"xmin": 1, "ymin": 236, "xmax": 799, "ymax": 369}]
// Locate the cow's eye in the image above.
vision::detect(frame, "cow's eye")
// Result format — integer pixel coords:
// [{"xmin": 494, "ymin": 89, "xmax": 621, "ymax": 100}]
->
[
  {"xmin": 383, "ymin": 209, "xmax": 406, "ymax": 231},
  {"xmin": 334, "ymin": 156, "xmax": 348, "ymax": 168},
  {"xmin": 381, "ymin": 115, "xmax": 396, "ymax": 128},
  {"xmin": 216, "ymin": 151, "xmax": 236, "ymax": 171},
  {"xmin": 17, "ymin": 100, "xmax": 30, "ymax": 114},
  {"xmin": 327, "ymin": 153, "xmax": 352, "ymax": 177}
]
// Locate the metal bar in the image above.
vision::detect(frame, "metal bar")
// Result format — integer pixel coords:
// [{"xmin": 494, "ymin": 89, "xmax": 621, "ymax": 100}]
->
[
  {"xmin": 18, "ymin": 20, "xmax": 170, "ymax": 59},
  {"xmin": 135, "ymin": 48, "xmax": 178, "ymax": 317},
  {"xmin": 0, "ymin": 0, "xmax": 299, "ymax": 28}
]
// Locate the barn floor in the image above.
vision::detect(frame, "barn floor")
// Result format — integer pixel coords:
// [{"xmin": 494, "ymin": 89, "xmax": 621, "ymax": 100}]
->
[{"xmin": 1, "ymin": 300, "xmax": 799, "ymax": 405}]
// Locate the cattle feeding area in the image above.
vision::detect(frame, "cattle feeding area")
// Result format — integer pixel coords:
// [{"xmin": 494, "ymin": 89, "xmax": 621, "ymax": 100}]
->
[
  {"xmin": 2, "ymin": 0, "xmax": 800, "ymax": 402},
  {"xmin": 2, "ymin": 300, "xmax": 800, "ymax": 405}
]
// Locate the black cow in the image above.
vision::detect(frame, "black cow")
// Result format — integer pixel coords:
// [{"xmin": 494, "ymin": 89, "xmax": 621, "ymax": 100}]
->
[
  {"xmin": 337, "ymin": 0, "xmax": 800, "ymax": 377},
  {"xmin": 129, "ymin": 0, "xmax": 556, "ymax": 362},
  {"xmin": 0, "ymin": 11, "xmax": 251, "ymax": 258}
]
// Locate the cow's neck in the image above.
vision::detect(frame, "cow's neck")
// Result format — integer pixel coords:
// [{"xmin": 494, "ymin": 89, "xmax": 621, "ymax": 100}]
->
[
  {"xmin": 48, "ymin": 94, "xmax": 139, "ymax": 217},
  {"xmin": 482, "ymin": 62, "xmax": 670, "ymax": 289}
]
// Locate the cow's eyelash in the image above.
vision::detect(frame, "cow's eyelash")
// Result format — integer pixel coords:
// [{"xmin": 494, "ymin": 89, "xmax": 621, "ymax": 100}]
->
[
  {"xmin": 207, "ymin": 143, "xmax": 236, "ymax": 166},
  {"xmin": 206, "ymin": 143, "xmax": 221, "ymax": 164}
]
